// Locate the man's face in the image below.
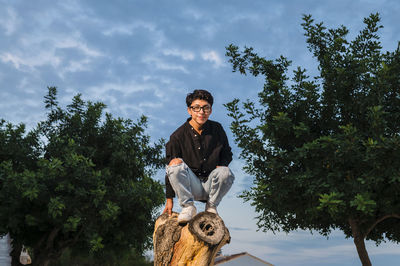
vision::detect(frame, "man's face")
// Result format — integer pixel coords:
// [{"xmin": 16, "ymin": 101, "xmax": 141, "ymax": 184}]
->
[{"xmin": 187, "ymin": 99, "xmax": 212, "ymax": 127}]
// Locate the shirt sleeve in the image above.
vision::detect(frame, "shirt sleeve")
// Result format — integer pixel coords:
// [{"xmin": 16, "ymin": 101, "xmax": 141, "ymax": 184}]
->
[
  {"xmin": 166, "ymin": 135, "xmax": 182, "ymax": 165},
  {"xmin": 218, "ymin": 124, "xmax": 233, "ymax": 166},
  {"xmin": 165, "ymin": 173, "xmax": 175, "ymax": 199},
  {"xmin": 165, "ymin": 136, "xmax": 182, "ymax": 198}
]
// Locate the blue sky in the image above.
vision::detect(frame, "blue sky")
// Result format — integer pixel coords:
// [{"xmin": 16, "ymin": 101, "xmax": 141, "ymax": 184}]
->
[{"xmin": 1, "ymin": 0, "xmax": 399, "ymax": 265}]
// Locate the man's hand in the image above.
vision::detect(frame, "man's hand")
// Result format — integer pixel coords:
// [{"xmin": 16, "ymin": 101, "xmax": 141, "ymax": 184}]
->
[{"xmin": 162, "ymin": 198, "xmax": 173, "ymax": 216}]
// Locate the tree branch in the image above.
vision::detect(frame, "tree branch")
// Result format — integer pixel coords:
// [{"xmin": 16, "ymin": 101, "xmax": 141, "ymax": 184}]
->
[
  {"xmin": 48, "ymin": 227, "xmax": 85, "ymax": 261},
  {"xmin": 34, "ymin": 233, "xmax": 47, "ymax": 251},
  {"xmin": 58, "ymin": 226, "xmax": 84, "ymax": 251},
  {"xmin": 46, "ymin": 227, "xmax": 61, "ymax": 250},
  {"xmin": 365, "ymin": 214, "xmax": 400, "ymax": 238}
]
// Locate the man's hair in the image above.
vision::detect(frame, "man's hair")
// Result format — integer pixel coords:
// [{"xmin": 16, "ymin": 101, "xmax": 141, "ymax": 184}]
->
[{"xmin": 186, "ymin": 90, "xmax": 214, "ymax": 107}]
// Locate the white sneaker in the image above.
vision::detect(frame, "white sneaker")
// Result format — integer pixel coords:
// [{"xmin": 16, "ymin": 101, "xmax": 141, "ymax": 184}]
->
[
  {"xmin": 178, "ymin": 205, "xmax": 197, "ymax": 224},
  {"xmin": 205, "ymin": 202, "xmax": 218, "ymax": 215}
]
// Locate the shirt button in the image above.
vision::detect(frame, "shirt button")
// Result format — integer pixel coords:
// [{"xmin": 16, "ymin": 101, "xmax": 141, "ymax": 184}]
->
[
  {"xmin": 198, "ymin": 147, "xmax": 201, "ymax": 149},
  {"xmin": 203, "ymin": 158, "xmax": 206, "ymax": 161},
  {"xmin": 194, "ymin": 134, "xmax": 197, "ymax": 137}
]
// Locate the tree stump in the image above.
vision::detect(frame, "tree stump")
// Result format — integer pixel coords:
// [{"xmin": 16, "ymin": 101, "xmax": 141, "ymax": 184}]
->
[{"xmin": 153, "ymin": 211, "xmax": 230, "ymax": 266}]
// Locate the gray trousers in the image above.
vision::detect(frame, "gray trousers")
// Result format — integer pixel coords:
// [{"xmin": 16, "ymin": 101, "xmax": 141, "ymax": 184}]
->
[{"xmin": 166, "ymin": 160, "xmax": 235, "ymax": 207}]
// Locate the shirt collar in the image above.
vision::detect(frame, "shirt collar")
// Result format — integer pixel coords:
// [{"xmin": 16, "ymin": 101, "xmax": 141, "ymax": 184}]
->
[{"xmin": 185, "ymin": 117, "xmax": 210, "ymax": 134}]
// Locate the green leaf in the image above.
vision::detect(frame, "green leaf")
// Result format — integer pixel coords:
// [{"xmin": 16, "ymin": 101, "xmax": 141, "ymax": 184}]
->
[
  {"xmin": 350, "ymin": 194, "xmax": 376, "ymax": 215},
  {"xmin": 89, "ymin": 235, "xmax": 104, "ymax": 252},
  {"xmin": 48, "ymin": 197, "xmax": 66, "ymax": 219},
  {"xmin": 317, "ymin": 192, "xmax": 345, "ymax": 216}
]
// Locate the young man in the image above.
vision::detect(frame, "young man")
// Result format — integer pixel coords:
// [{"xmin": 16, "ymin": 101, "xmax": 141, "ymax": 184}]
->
[{"xmin": 162, "ymin": 90, "xmax": 235, "ymax": 224}]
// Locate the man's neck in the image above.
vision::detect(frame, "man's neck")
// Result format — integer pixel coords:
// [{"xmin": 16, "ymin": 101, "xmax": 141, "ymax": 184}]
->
[{"xmin": 189, "ymin": 119, "xmax": 203, "ymax": 135}]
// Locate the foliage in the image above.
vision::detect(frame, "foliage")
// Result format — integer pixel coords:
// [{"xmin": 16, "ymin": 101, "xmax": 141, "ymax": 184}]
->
[
  {"xmin": 225, "ymin": 13, "xmax": 400, "ymax": 264},
  {"xmin": 50, "ymin": 247, "xmax": 153, "ymax": 266},
  {"xmin": 0, "ymin": 87, "xmax": 164, "ymax": 265}
]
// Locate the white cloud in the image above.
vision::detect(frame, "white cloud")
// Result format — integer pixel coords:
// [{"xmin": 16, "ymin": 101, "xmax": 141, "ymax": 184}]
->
[
  {"xmin": 162, "ymin": 49, "xmax": 195, "ymax": 61},
  {"xmin": 17, "ymin": 30, "xmax": 103, "ymax": 58},
  {"xmin": 0, "ymin": 53, "xmax": 23, "ymax": 69},
  {"xmin": 142, "ymin": 55, "xmax": 189, "ymax": 74},
  {"xmin": 368, "ymin": 241, "xmax": 400, "ymax": 255},
  {"xmin": 0, "ymin": 51, "xmax": 61, "ymax": 71},
  {"xmin": 102, "ymin": 20, "xmax": 166, "ymax": 48},
  {"xmin": 1, "ymin": 29, "xmax": 102, "ymax": 76},
  {"xmin": 117, "ymin": 56, "xmax": 129, "ymax": 65},
  {"xmin": 0, "ymin": 36, "xmax": 101, "ymax": 73},
  {"xmin": 0, "ymin": 3, "xmax": 103, "ymax": 76},
  {"xmin": 201, "ymin": 50, "xmax": 224, "ymax": 68},
  {"xmin": 84, "ymin": 80, "xmax": 165, "ymax": 102},
  {"xmin": 0, "ymin": 7, "xmax": 19, "ymax": 35},
  {"xmin": 62, "ymin": 59, "xmax": 91, "ymax": 73},
  {"xmin": 102, "ymin": 24, "xmax": 135, "ymax": 36},
  {"xmin": 201, "ymin": 24, "xmax": 220, "ymax": 39},
  {"xmin": 102, "ymin": 21, "xmax": 156, "ymax": 36},
  {"xmin": 182, "ymin": 8, "xmax": 204, "ymax": 21},
  {"xmin": 181, "ymin": 8, "xmax": 220, "ymax": 39},
  {"xmin": 54, "ymin": 37, "xmax": 103, "ymax": 58}
]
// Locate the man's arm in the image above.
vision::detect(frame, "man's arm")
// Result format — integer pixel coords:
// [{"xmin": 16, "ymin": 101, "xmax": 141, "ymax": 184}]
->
[
  {"xmin": 218, "ymin": 124, "xmax": 233, "ymax": 166},
  {"xmin": 165, "ymin": 138, "xmax": 181, "ymax": 199},
  {"xmin": 162, "ymin": 198, "xmax": 173, "ymax": 216},
  {"xmin": 165, "ymin": 172, "xmax": 176, "ymax": 199},
  {"xmin": 163, "ymin": 136, "xmax": 182, "ymax": 215}
]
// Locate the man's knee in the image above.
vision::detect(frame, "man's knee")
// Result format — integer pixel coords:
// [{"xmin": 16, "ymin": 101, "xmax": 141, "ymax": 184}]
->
[
  {"xmin": 215, "ymin": 167, "xmax": 235, "ymax": 183},
  {"xmin": 169, "ymin": 158, "xmax": 183, "ymax": 166}
]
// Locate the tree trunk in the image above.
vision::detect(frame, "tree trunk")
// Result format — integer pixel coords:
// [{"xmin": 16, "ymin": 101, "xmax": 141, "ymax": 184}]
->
[
  {"xmin": 32, "ymin": 250, "xmax": 52, "ymax": 266},
  {"xmin": 10, "ymin": 243, "xmax": 22, "ymax": 266},
  {"xmin": 153, "ymin": 211, "xmax": 230, "ymax": 266},
  {"xmin": 348, "ymin": 218, "xmax": 372, "ymax": 266}
]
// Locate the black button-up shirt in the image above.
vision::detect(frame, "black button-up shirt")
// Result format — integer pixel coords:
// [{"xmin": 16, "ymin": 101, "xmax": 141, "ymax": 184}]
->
[{"xmin": 165, "ymin": 118, "xmax": 233, "ymax": 198}]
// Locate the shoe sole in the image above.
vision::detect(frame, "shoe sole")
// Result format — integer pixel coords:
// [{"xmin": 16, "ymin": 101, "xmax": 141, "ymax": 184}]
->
[
  {"xmin": 205, "ymin": 209, "xmax": 218, "ymax": 215},
  {"xmin": 178, "ymin": 220, "xmax": 189, "ymax": 225},
  {"xmin": 177, "ymin": 212, "xmax": 196, "ymax": 225}
]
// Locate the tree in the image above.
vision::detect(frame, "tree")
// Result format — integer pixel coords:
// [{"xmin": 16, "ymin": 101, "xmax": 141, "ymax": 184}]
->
[
  {"xmin": 0, "ymin": 87, "xmax": 165, "ymax": 266},
  {"xmin": 225, "ymin": 13, "xmax": 400, "ymax": 266}
]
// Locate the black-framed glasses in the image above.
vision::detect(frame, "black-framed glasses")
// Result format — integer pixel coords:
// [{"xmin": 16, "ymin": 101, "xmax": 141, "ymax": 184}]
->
[{"xmin": 190, "ymin": 105, "xmax": 211, "ymax": 113}]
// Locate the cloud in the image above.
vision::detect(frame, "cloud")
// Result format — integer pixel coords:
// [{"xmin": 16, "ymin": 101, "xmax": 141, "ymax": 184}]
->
[
  {"xmin": 0, "ymin": 51, "xmax": 61, "ymax": 71},
  {"xmin": 182, "ymin": 7, "xmax": 204, "ymax": 21},
  {"xmin": 0, "ymin": 89, "xmax": 45, "ymax": 129},
  {"xmin": 368, "ymin": 241, "xmax": 400, "ymax": 255},
  {"xmin": 1, "ymin": 30, "xmax": 103, "ymax": 79},
  {"xmin": 62, "ymin": 59, "xmax": 92, "ymax": 74},
  {"xmin": 0, "ymin": 3, "xmax": 103, "ymax": 79},
  {"xmin": 102, "ymin": 21, "xmax": 156, "ymax": 36},
  {"xmin": 201, "ymin": 50, "xmax": 224, "ymax": 68},
  {"xmin": 231, "ymin": 227, "xmax": 252, "ymax": 231},
  {"xmin": 142, "ymin": 55, "xmax": 189, "ymax": 74},
  {"xmin": 102, "ymin": 20, "xmax": 166, "ymax": 48},
  {"xmin": 162, "ymin": 49, "xmax": 195, "ymax": 61},
  {"xmin": 82, "ymin": 79, "xmax": 168, "ymax": 108},
  {"xmin": 54, "ymin": 37, "xmax": 103, "ymax": 58},
  {"xmin": 0, "ymin": 7, "xmax": 19, "ymax": 35},
  {"xmin": 102, "ymin": 25, "xmax": 134, "ymax": 36}
]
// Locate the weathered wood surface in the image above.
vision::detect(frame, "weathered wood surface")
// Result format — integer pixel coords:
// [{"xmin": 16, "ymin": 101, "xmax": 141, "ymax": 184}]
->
[{"xmin": 153, "ymin": 212, "xmax": 230, "ymax": 266}]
